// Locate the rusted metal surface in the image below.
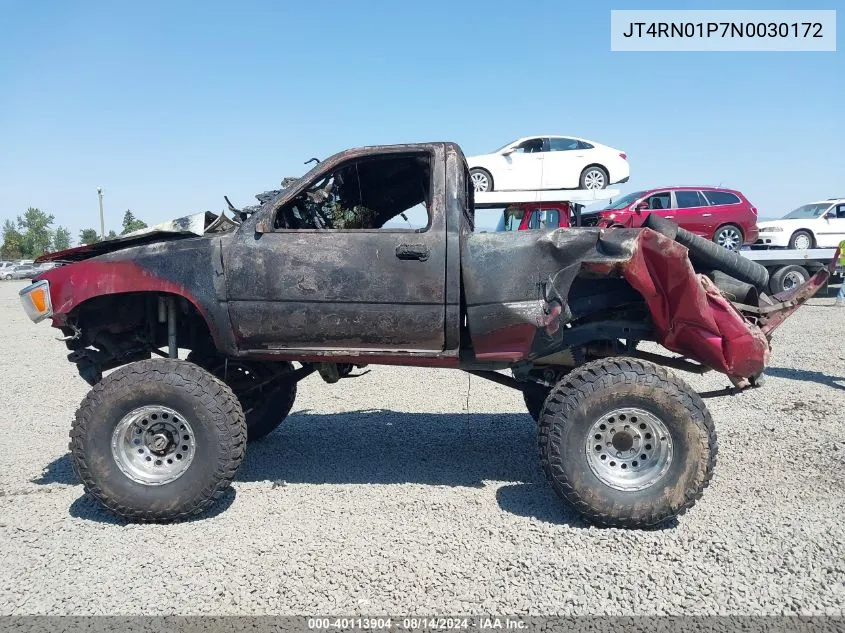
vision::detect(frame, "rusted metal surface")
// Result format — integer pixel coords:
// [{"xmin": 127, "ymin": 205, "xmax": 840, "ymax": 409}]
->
[
  {"xmin": 27, "ymin": 141, "xmax": 821, "ymax": 386},
  {"xmin": 462, "ymin": 226, "xmax": 773, "ymax": 379}
]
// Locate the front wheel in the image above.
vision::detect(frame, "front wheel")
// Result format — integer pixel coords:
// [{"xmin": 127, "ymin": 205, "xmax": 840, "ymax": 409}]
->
[
  {"xmin": 538, "ymin": 358, "xmax": 716, "ymax": 528},
  {"xmin": 470, "ymin": 168, "xmax": 493, "ymax": 193},
  {"xmin": 69, "ymin": 358, "xmax": 246, "ymax": 522},
  {"xmin": 788, "ymin": 230, "xmax": 814, "ymax": 250}
]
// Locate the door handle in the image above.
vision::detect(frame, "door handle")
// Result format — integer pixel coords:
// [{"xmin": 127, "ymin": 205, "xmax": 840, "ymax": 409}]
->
[
  {"xmin": 702, "ymin": 213, "xmax": 712, "ymax": 217},
  {"xmin": 396, "ymin": 243, "xmax": 430, "ymax": 261}
]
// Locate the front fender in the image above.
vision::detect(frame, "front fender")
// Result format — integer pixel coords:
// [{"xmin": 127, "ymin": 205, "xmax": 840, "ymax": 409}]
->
[{"xmin": 40, "ymin": 241, "xmax": 235, "ymax": 354}]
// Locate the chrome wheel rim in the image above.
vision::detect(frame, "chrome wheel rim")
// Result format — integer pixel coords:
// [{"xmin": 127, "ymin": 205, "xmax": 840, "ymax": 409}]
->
[
  {"xmin": 471, "ymin": 171, "xmax": 490, "ymax": 192},
  {"xmin": 717, "ymin": 228, "xmax": 741, "ymax": 250},
  {"xmin": 111, "ymin": 405, "xmax": 196, "ymax": 485},
  {"xmin": 793, "ymin": 234, "xmax": 811, "ymax": 250},
  {"xmin": 782, "ymin": 270, "xmax": 806, "ymax": 291},
  {"xmin": 585, "ymin": 407, "xmax": 673, "ymax": 491},
  {"xmin": 583, "ymin": 169, "xmax": 605, "ymax": 189}
]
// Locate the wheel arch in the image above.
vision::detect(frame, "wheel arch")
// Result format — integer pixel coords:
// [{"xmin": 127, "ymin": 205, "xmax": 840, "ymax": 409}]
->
[
  {"xmin": 581, "ymin": 163, "xmax": 609, "ymax": 176},
  {"xmin": 67, "ymin": 290, "xmax": 226, "ymax": 353},
  {"xmin": 789, "ymin": 228, "xmax": 815, "ymax": 247}
]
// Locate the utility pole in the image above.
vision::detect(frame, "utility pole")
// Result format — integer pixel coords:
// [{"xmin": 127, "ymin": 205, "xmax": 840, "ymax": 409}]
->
[{"xmin": 97, "ymin": 187, "xmax": 105, "ymax": 239}]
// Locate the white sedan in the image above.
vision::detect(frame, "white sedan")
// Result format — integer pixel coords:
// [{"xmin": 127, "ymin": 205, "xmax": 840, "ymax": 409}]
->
[
  {"xmin": 467, "ymin": 135, "xmax": 630, "ymax": 193},
  {"xmin": 756, "ymin": 198, "xmax": 845, "ymax": 249}
]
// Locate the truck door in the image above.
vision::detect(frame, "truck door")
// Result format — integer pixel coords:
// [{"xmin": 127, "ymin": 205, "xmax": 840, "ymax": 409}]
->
[{"xmin": 224, "ymin": 150, "xmax": 447, "ymax": 352}]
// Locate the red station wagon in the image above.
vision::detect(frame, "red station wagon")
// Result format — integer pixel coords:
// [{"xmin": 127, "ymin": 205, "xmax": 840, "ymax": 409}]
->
[{"xmin": 584, "ymin": 187, "xmax": 759, "ymax": 250}]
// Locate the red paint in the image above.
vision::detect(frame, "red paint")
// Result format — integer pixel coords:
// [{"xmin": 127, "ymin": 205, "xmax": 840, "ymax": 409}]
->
[
  {"xmin": 607, "ymin": 229, "xmax": 770, "ymax": 379},
  {"xmin": 243, "ymin": 351, "xmax": 461, "ymax": 368},
  {"xmin": 472, "ymin": 229, "xmax": 775, "ymax": 379},
  {"xmin": 472, "ymin": 323, "xmax": 538, "ymax": 361},
  {"xmin": 594, "ymin": 187, "xmax": 759, "ymax": 245},
  {"xmin": 509, "ymin": 202, "xmax": 574, "ymax": 231},
  {"xmin": 38, "ymin": 260, "xmax": 217, "ymax": 342}
]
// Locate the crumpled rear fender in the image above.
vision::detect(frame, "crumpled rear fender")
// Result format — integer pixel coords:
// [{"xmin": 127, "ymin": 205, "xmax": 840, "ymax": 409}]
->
[
  {"xmin": 462, "ymin": 227, "xmax": 772, "ymax": 379},
  {"xmin": 604, "ymin": 228, "xmax": 770, "ymax": 378}
]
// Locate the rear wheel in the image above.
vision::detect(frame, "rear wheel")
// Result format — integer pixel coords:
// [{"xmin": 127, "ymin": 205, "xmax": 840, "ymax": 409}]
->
[
  {"xmin": 538, "ymin": 358, "xmax": 716, "ymax": 528},
  {"xmin": 713, "ymin": 224, "xmax": 743, "ymax": 251},
  {"xmin": 69, "ymin": 358, "xmax": 246, "ymax": 522},
  {"xmin": 768, "ymin": 265, "xmax": 810, "ymax": 295},
  {"xmin": 580, "ymin": 166, "xmax": 608, "ymax": 190},
  {"xmin": 470, "ymin": 168, "xmax": 493, "ymax": 193},
  {"xmin": 187, "ymin": 352, "xmax": 297, "ymax": 441},
  {"xmin": 788, "ymin": 230, "xmax": 814, "ymax": 250}
]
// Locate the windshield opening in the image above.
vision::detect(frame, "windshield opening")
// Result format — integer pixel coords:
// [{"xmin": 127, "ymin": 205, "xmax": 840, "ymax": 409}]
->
[
  {"xmin": 603, "ymin": 191, "xmax": 645, "ymax": 210},
  {"xmin": 783, "ymin": 204, "xmax": 830, "ymax": 219},
  {"xmin": 501, "ymin": 206, "xmax": 524, "ymax": 231}
]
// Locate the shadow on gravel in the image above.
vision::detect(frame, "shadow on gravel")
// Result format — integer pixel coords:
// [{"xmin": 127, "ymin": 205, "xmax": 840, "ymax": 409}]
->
[
  {"xmin": 31, "ymin": 453, "xmax": 77, "ymax": 485},
  {"xmin": 33, "ymin": 409, "xmax": 616, "ymax": 527},
  {"xmin": 67, "ymin": 487, "xmax": 237, "ymax": 525},
  {"xmin": 239, "ymin": 410, "xmax": 537, "ymax": 488},
  {"xmin": 496, "ymin": 483, "xmax": 679, "ymax": 530},
  {"xmin": 765, "ymin": 367, "xmax": 845, "ymax": 391},
  {"xmin": 495, "ymin": 483, "xmax": 587, "ymax": 527}
]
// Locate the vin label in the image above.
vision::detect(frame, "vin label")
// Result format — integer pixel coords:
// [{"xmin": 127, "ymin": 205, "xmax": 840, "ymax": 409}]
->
[{"xmin": 610, "ymin": 10, "xmax": 836, "ymax": 51}]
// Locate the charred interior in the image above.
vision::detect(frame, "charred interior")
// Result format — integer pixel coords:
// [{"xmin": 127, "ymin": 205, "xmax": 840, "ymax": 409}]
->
[{"xmin": 273, "ymin": 153, "xmax": 431, "ymax": 231}]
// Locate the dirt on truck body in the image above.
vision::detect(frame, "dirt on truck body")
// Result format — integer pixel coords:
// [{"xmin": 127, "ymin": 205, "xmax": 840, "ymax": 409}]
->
[{"xmin": 22, "ymin": 142, "xmax": 834, "ymax": 528}]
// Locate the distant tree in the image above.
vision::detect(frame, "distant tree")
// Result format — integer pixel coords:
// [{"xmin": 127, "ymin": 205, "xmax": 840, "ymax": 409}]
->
[
  {"xmin": 106, "ymin": 230, "xmax": 118, "ymax": 240},
  {"xmin": 79, "ymin": 228, "xmax": 100, "ymax": 245},
  {"xmin": 53, "ymin": 226, "xmax": 72, "ymax": 251},
  {"xmin": 121, "ymin": 209, "xmax": 148, "ymax": 235},
  {"xmin": 1, "ymin": 219, "xmax": 24, "ymax": 259},
  {"xmin": 17, "ymin": 207, "xmax": 55, "ymax": 257}
]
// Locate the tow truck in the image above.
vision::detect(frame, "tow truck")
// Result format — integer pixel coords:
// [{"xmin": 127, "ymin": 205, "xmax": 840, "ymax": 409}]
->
[
  {"xmin": 473, "ymin": 189, "xmax": 619, "ymax": 232},
  {"xmin": 741, "ymin": 247, "xmax": 840, "ymax": 295}
]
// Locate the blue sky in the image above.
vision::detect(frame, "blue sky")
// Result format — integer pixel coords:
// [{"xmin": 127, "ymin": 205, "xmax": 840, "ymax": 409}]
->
[{"xmin": 1, "ymin": 0, "xmax": 842, "ymax": 240}]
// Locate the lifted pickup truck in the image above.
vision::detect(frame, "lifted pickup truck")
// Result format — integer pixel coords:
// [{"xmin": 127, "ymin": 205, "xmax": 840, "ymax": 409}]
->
[{"xmin": 22, "ymin": 142, "xmax": 833, "ymax": 528}]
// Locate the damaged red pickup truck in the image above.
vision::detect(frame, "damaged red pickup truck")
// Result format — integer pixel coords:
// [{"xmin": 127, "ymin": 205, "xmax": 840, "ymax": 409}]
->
[{"xmin": 22, "ymin": 143, "xmax": 832, "ymax": 528}]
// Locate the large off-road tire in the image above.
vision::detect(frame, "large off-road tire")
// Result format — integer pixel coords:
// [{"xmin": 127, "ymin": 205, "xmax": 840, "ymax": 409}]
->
[
  {"xmin": 186, "ymin": 352, "xmax": 297, "ymax": 441},
  {"xmin": 69, "ymin": 358, "xmax": 246, "ymax": 522},
  {"xmin": 538, "ymin": 358, "xmax": 717, "ymax": 528},
  {"xmin": 643, "ymin": 213, "xmax": 769, "ymax": 290}
]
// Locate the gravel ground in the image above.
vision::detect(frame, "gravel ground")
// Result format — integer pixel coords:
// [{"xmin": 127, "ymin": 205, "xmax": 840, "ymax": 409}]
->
[{"xmin": 0, "ymin": 280, "xmax": 843, "ymax": 616}]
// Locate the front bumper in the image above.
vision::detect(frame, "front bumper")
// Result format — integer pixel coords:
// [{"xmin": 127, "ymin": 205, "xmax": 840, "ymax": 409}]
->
[{"xmin": 754, "ymin": 231, "xmax": 790, "ymax": 248}]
